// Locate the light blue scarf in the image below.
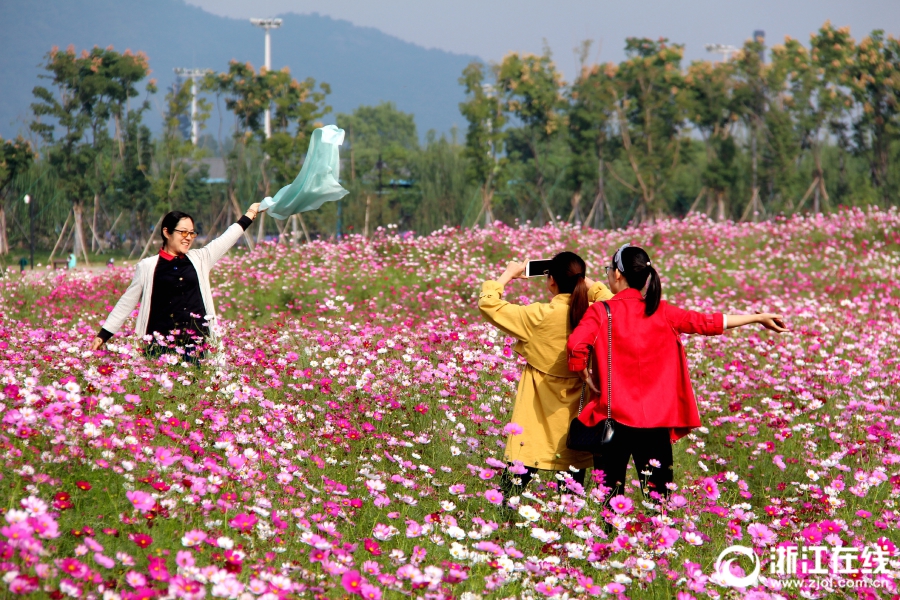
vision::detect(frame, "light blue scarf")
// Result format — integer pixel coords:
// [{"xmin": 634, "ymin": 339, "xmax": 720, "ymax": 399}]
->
[{"xmin": 260, "ymin": 125, "xmax": 349, "ymax": 219}]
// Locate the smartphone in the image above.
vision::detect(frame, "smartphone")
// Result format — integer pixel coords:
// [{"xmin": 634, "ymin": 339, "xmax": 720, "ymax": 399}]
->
[{"xmin": 525, "ymin": 259, "xmax": 553, "ymax": 278}]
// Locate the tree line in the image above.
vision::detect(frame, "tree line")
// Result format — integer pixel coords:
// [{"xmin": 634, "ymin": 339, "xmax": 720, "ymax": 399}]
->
[{"xmin": 1, "ymin": 21, "xmax": 899, "ymax": 262}]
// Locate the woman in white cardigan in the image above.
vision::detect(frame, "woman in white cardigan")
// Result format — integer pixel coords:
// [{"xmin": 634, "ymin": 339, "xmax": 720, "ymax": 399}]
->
[{"xmin": 90, "ymin": 202, "xmax": 264, "ymax": 358}]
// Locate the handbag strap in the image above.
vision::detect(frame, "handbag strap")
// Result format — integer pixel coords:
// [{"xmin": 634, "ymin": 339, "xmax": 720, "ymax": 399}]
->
[
  {"xmin": 577, "ymin": 348, "xmax": 590, "ymax": 414},
  {"xmin": 603, "ymin": 301, "xmax": 612, "ymax": 422},
  {"xmin": 575, "ymin": 302, "xmax": 613, "ymax": 416}
]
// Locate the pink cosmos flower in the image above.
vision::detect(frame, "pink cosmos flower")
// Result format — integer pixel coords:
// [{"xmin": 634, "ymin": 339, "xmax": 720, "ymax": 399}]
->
[
  {"xmin": 359, "ymin": 582, "xmax": 382, "ymax": 600},
  {"xmin": 181, "ymin": 529, "xmax": 207, "ymax": 547},
  {"xmin": 168, "ymin": 575, "xmax": 205, "ymax": 600},
  {"xmin": 747, "ymin": 523, "xmax": 776, "ymax": 546},
  {"xmin": 508, "ymin": 461, "xmax": 529, "ymax": 475},
  {"xmin": 503, "ymin": 422, "xmax": 523, "ymax": 435},
  {"xmin": 484, "ymin": 489, "xmax": 504, "ymax": 505},
  {"xmin": 28, "ymin": 514, "xmax": 59, "ymax": 539},
  {"xmin": 93, "ymin": 553, "xmax": 114, "ymax": 569},
  {"xmin": 479, "ymin": 468, "xmax": 496, "ymax": 480},
  {"xmin": 8, "ymin": 577, "xmax": 38, "ymax": 594},
  {"xmin": 405, "ymin": 521, "xmax": 423, "ymax": 538},
  {"xmin": 608, "ymin": 495, "xmax": 633, "ymax": 514},
  {"xmin": 176, "ymin": 550, "xmax": 195, "ymax": 568},
  {"xmin": 125, "ymin": 571, "xmax": 146, "ymax": 588},
  {"xmin": 147, "ymin": 556, "xmax": 170, "ymax": 581},
  {"xmin": 125, "ymin": 490, "xmax": 155, "ymax": 512}
]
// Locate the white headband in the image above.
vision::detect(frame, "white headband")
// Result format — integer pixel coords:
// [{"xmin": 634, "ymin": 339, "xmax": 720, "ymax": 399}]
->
[{"xmin": 614, "ymin": 243, "xmax": 630, "ymax": 272}]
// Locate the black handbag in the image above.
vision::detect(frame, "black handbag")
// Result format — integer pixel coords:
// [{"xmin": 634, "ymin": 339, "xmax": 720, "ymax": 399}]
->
[{"xmin": 566, "ymin": 301, "xmax": 616, "ymax": 452}]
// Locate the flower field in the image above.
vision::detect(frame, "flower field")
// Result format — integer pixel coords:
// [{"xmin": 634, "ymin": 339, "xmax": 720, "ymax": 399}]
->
[{"xmin": 1, "ymin": 208, "xmax": 900, "ymax": 600}]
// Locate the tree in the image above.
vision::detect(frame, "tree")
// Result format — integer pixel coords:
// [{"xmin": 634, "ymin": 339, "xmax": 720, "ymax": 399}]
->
[
  {"xmin": 684, "ymin": 58, "xmax": 742, "ymax": 220},
  {"xmin": 459, "ymin": 62, "xmax": 505, "ymax": 226},
  {"xmin": 776, "ymin": 23, "xmax": 854, "ymax": 213},
  {"xmin": 568, "ymin": 57, "xmax": 618, "ymax": 228},
  {"xmin": 0, "ymin": 137, "xmax": 36, "ymax": 255},
  {"xmin": 152, "ymin": 79, "xmax": 210, "ymax": 211},
  {"xmin": 207, "ymin": 61, "xmax": 330, "ymax": 242},
  {"xmin": 732, "ymin": 35, "xmax": 769, "ymax": 218},
  {"xmin": 609, "ymin": 38, "xmax": 689, "ymax": 222},
  {"xmin": 411, "ymin": 132, "xmax": 473, "ymax": 232},
  {"xmin": 30, "ymin": 45, "xmax": 153, "ymax": 263},
  {"xmin": 337, "ymin": 102, "xmax": 418, "ymax": 231},
  {"xmin": 496, "ymin": 50, "xmax": 566, "ymax": 224},
  {"xmin": 846, "ymin": 30, "xmax": 900, "ymax": 199}
]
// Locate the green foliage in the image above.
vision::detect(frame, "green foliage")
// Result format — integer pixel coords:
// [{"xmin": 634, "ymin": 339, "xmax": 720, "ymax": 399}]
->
[{"xmin": 12, "ymin": 22, "xmax": 900, "ymax": 254}]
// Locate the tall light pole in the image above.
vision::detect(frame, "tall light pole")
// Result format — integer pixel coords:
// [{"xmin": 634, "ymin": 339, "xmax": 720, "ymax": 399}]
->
[
  {"xmin": 250, "ymin": 17, "xmax": 282, "ymax": 139},
  {"xmin": 173, "ymin": 68, "xmax": 211, "ymax": 145},
  {"xmin": 23, "ymin": 194, "xmax": 34, "ymax": 270},
  {"xmin": 704, "ymin": 43, "xmax": 738, "ymax": 62}
]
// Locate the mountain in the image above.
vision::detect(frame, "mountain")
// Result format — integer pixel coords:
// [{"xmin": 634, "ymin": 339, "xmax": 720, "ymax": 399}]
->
[{"xmin": 0, "ymin": 0, "xmax": 480, "ymax": 141}]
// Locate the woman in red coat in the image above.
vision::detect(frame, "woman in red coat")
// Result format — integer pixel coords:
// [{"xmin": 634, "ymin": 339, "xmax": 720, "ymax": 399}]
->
[{"xmin": 566, "ymin": 243, "xmax": 786, "ymax": 499}]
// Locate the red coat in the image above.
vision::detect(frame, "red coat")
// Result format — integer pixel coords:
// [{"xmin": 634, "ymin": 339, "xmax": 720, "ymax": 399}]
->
[{"xmin": 566, "ymin": 288, "xmax": 724, "ymax": 441}]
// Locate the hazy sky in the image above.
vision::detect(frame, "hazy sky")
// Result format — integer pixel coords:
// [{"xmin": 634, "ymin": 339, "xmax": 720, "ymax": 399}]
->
[{"xmin": 186, "ymin": 0, "xmax": 899, "ymax": 80}]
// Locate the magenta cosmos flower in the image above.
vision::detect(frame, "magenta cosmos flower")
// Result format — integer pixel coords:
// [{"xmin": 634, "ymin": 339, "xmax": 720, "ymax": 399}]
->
[
  {"xmin": 229, "ymin": 512, "xmax": 258, "ymax": 532},
  {"xmin": 341, "ymin": 569, "xmax": 364, "ymax": 595},
  {"xmin": 609, "ymin": 495, "xmax": 633, "ymax": 514},
  {"xmin": 701, "ymin": 477, "xmax": 720, "ymax": 500}
]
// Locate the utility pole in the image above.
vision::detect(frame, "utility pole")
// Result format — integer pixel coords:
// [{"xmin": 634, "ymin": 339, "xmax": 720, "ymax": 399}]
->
[
  {"xmin": 23, "ymin": 194, "xmax": 34, "ymax": 270},
  {"xmin": 250, "ymin": 18, "xmax": 282, "ymax": 139},
  {"xmin": 173, "ymin": 68, "xmax": 211, "ymax": 145}
]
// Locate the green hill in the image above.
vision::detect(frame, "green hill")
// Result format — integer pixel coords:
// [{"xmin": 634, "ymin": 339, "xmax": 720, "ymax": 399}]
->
[{"xmin": 0, "ymin": 0, "xmax": 479, "ymax": 139}]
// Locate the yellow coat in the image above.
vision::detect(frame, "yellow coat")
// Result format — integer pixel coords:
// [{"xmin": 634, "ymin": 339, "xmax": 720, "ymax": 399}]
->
[{"xmin": 478, "ymin": 280, "xmax": 614, "ymax": 470}]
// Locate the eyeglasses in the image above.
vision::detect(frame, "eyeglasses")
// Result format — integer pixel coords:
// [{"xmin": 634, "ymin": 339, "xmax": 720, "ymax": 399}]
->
[
  {"xmin": 172, "ymin": 229, "xmax": 198, "ymax": 239},
  {"xmin": 603, "ymin": 266, "xmax": 615, "ymax": 275}
]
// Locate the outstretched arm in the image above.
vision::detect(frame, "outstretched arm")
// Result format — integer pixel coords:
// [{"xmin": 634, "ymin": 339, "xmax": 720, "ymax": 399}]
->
[
  {"xmin": 90, "ymin": 262, "xmax": 145, "ymax": 350},
  {"xmin": 725, "ymin": 313, "xmax": 788, "ymax": 333}
]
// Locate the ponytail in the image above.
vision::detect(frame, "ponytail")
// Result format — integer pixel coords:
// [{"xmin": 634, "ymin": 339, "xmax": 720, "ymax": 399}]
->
[
  {"xmin": 570, "ymin": 276, "xmax": 589, "ymax": 328},
  {"xmin": 615, "ymin": 245, "xmax": 662, "ymax": 316},
  {"xmin": 643, "ymin": 266, "xmax": 661, "ymax": 316},
  {"xmin": 547, "ymin": 251, "xmax": 589, "ymax": 328}
]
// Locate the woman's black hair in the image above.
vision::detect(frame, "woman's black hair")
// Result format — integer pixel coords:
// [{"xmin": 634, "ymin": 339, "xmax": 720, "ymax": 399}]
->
[
  {"xmin": 614, "ymin": 246, "xmax": 662, "ymax": 316},
  {"xmin": 548, "ymin": 251, "xmax": 589, "ymax": 329},
  {"xmin": 160, "ymin": 211, "xmax": 195, "ymax": 244}
]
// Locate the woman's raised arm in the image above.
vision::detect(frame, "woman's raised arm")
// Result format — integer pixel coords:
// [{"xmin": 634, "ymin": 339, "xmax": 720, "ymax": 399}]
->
[
  {"xmin": 194, "ymin": 202, "xmax": 264, "ymax": 265},
  {"xmin": 478, "ymin": 262, "xmax": 539, "ymax": 342}
]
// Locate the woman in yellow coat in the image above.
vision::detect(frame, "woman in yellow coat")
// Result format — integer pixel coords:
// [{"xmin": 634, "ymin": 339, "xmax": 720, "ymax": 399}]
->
[{"xmin": 478, "ymin": 252, "xmax": 613, "ymax": 495}]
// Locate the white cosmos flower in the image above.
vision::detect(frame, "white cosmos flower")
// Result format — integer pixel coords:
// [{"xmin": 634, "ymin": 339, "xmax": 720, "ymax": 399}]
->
[
  {"xmin": 683, "ymin": 531, "xmax": 704, "ymax": 546},
  {"xmin": 518, "ymin": 505, "xmax": 541, "ymax": 522}
]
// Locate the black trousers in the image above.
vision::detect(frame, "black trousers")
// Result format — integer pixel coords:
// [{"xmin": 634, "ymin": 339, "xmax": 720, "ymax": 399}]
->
[
  {"xmin": 144, "ymin": 341, "xmax": 206, "ymax": 366},
  {"xmin": 499, "ymin": 465, "xmax": 587, "ymax": 497},
  {"xmin": 592, "ymin": 422, "xmax": 673, "ymax": 499}
]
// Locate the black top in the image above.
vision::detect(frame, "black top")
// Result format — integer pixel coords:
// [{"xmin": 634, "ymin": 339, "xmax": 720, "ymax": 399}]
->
[
  {"xmin": 97, "ymin": 216, "xmax": 252, "ymax": 343},
  {"xmin": 145, "ymin": 255, "xmax": 207, "ymax": 341}
]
